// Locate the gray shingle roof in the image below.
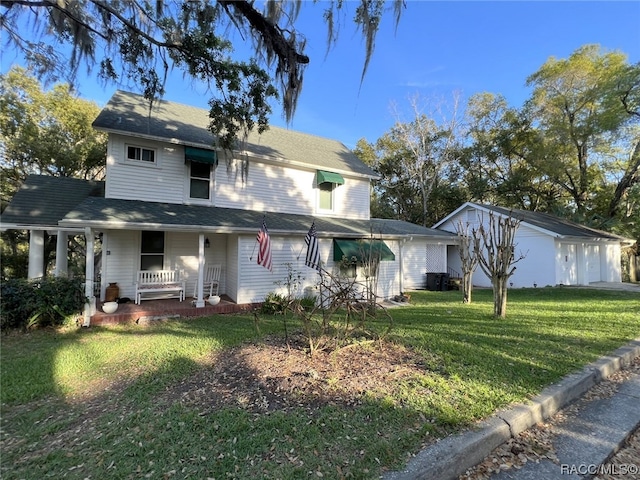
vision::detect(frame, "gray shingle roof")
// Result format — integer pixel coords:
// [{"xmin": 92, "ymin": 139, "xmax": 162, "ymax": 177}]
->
[
  {"xmin": 59, "ymin": 197, "xmax": 454, "ymax": 240},
  {"xmin": 1, "ymin": 175, "xmax": 104, "ymax": 227},
  {"xmin": 471, "ymin": 203, "xmax": 624, "ymax": 240},
  {"xmin": 93, "ymin": 90, "xmax": 379, "ymax": 178}
]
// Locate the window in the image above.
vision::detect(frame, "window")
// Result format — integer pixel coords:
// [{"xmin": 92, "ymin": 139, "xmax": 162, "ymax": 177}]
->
[
  {"xmin": 339, "ymin": 260, "xmax": 357, "ymax": 278},
  {"xmin": 140, "ymin": 231, "xmax": 164, "ymax": 270},
  {"xmin": 316, "ymin": 171, "xmax": 343, "ymax": 212},
  {"xmin": 127, "ymin": 145, "xmax": 156, "ymax": 163},
  {"xmin": 190, "ymin": 162, "xmax": 211, "ymax": 200},
  {"xmin": 318, "ymin": 182, "xmax": 334, "ymax": 210}
]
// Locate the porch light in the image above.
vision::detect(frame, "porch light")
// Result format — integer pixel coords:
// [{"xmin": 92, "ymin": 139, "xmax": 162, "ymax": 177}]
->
[{"xmin": 204, "ymin": 237, "xmax": 210, "ymax": 248}]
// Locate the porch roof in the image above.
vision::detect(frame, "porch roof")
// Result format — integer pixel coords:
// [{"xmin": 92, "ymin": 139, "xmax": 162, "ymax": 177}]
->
[
  {"xmin": 59, "ymin": 197, "xmax": 456, "ymax": 241},
  {"xmin": 0, "ymin": 175, "xmax": 104, "ymax": 229}
]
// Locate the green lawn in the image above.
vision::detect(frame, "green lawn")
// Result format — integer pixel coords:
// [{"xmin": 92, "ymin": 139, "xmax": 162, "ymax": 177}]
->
[{"xmin": 1, "ymin": 287, "xmax": 638, "ymax": 479}]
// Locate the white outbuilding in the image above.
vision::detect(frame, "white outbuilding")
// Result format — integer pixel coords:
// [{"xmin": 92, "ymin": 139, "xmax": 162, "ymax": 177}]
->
[{"xmin": 433, "ymin": 202, "xmax": 635, "ymax": 288}]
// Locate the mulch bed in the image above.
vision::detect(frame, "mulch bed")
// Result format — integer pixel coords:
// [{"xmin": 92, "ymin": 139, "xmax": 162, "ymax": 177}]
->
[{"xmin": 159, "ymin": 334, "xmax": 427, "ymax": 414}]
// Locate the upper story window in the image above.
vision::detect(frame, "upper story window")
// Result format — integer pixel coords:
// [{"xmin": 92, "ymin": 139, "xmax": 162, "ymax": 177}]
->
[
  {"xmin": 185, "ymin": 146, "xmax": 217, "ymax": 202},
  {"xmin": 318, "ymin": 183, "xmax": 335, "ymax": 210},
  {"xmin": 316, "ymin": 170, "xmax": 344, "ymax": 212},
  {"xmin": 190, "ymin": 161, "xmax": 211, "ymax": 200},
  {"xmin": 127, "ymin": 145, "xmax": 156, "ymax": 164}
]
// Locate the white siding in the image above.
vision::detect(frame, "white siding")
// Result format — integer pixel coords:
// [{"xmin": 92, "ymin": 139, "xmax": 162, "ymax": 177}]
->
[
  {"xmin": 402, "ymin": 240, "xmax": 428, "ymax": 290},
  {"xmin": 470, "ymin": 224, "xmax": 556, "ymax": 288},
  {"xmin": 504, "ymin": 225, "xmax": 556, "ymax": 288},
  {"xmin": 236, "ymin": 235, "xmax": 329, "ymax": 304},
  {"xmin": 368, "ymin": 240, "xmax": 400, "ymax": 299},
  {"xmin": 106, "ymin": 134, "xmax": 371, "ymax": 218},
  {"xmin": 215, "ymin": 160, "xmax": 370, "ymax": 219},
  {"xmin": 102, "ymin": 229, "xmax": 417, "ymax": 305},
  {"xmin": 106, "ymin": 135, "xmax": 187, "ymax": 203},
  {"xmin": 235, "ymin": 235, "xmax": 401, "ymax": 304},
  {"xmin": 100, "ymin": 230, "xmax": 140, "ymax": 299}
]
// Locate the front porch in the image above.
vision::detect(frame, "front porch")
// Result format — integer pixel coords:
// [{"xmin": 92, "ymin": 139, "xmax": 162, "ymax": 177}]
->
[{"xmin": 90, "ymin": 295, "xmax": 259, "ymax": 326}]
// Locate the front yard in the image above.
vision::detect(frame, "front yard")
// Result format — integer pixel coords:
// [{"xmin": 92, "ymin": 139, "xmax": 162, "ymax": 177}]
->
[{"xmin": 1, "ymin": 288, "xmax": 639, "ymax": 479}]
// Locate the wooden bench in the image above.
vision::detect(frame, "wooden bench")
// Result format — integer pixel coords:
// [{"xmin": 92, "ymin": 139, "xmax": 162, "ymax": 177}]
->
[{"xmin": 135, "ymin": 270, "xmax": 186, "ymax": 304}]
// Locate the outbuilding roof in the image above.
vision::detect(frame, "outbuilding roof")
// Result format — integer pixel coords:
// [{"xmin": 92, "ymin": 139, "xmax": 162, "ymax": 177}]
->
[
  {"xmin": 92, "ymin": 90, "xmax": 379, "ymax": 179},
  {"xmin": 433, "ymin": 202, "xmax": 629, "ymax": 242}
]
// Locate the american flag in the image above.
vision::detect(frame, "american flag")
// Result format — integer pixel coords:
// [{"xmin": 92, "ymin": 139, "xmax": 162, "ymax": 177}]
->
[
  {"xmin": 256, "ymin": 218, "xmax": 272, "ymax": 271},
  {"xmin": 304, "ymin": 221, "xmax": 321, "ymax": 271}
]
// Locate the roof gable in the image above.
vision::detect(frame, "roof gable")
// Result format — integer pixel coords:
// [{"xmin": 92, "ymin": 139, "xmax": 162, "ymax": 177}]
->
[
  {"xmin": 93, "ymin": 90, "xmax": 378, "ymax": 178},
  {"xmin": 434, "ymin": 202, "xmax": 625, "ymax": 242}
]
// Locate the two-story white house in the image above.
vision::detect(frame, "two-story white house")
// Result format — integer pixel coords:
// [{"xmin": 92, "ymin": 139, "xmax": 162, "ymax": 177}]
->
[{"xmin": 2, "ymin": 90, "xmax": 458, "ymax": 320}]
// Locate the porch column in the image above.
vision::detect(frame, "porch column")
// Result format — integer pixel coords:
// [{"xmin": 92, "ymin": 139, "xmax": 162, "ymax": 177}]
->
[
  {"xmin": 195, "ymin": 233, "xmax": 206, "ymax": 308},
  {"xmin": 54, "ymin": 230, "xmax": 69, "ymax": 277},
  {"xmin": 82, "ymin": 227, "xmax": 96, "ymax": 327},
  {"xmin": 398, "ymin": 239, "xmax": 405, "ymax": 294},
  {"xmin": 28, "ymin": 229, "xmax": 45, "ymax": 279}
]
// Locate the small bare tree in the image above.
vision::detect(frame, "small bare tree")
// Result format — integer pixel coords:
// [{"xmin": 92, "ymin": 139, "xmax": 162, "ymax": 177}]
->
[
  {"xmin": 473, "ymin": 211, "xmax": 525, "ymax": 318},
  {"xmin": 455, "ymin": 221, "xmax": 479, "ymax": 303}
]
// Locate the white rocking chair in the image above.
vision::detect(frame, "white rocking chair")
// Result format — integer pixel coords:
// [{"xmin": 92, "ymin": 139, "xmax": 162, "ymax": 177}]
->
[{"xmin": 193, "ymin": 264, "xmax": 221, "ymax": 298}]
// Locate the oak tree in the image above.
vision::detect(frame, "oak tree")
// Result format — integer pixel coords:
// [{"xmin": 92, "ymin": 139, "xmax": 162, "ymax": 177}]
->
[{"xmin": 2, "ymin": 0, "xmax": 404, "ymax": 149}]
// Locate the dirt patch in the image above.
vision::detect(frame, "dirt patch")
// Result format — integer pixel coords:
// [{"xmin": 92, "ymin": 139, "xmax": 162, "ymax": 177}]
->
[{"xmin": 159, "ymin": 335, "xmax": 427, "ymax": 414}]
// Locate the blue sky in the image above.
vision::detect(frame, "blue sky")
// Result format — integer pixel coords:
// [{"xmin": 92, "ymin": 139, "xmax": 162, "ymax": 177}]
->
[{"xmin": 3, "ymin": 1, "xmax": 640, "ymax": 148}]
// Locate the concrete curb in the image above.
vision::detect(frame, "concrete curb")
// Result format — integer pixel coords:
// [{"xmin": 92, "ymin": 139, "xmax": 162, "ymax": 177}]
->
[{"xmin": 383, "ymin": 338, "xmax": 640, "ymax": 480}]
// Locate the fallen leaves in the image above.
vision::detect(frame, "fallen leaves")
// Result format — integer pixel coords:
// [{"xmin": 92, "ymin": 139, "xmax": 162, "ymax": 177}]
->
[{"xmin": 459, "ymin": 357, "xmax": 640, "ymax": 480}]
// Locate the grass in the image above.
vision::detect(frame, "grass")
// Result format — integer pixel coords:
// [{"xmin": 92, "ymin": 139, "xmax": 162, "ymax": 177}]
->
[{"xmin": 1, "ymin": 287, "xmax": 639, "ymax": 479}]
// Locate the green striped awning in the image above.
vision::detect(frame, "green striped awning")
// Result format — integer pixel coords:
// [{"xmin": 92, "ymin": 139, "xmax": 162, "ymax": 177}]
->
[
  {"xmin": 317, "ymin": 170, "xmax": 345, "ymax": 186},
  {"xmin": 185, "ymin": 146, "xmax": 217, "ymax": 165},
  {"xmin": 333, "ymin": 238, "xmax": 395, "ymax": 262}
]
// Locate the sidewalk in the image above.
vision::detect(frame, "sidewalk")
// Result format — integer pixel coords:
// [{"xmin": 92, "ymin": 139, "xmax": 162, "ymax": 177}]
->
[
  {"xmin": 383, "ymin": 339, "xmax": 640, "ymax": 480},
  {"xmin": 474, "ymin": 366, "xmax": 640, "ymax": 480}
]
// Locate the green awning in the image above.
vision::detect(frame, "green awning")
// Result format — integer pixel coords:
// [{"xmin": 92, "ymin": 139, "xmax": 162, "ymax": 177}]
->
[
  {"xmin": 317, "ymin": 170, "xmax": 345, "ymax": 186},
  {"xmin": 185, "ymin": 146, "xmax": 217, "ymax": 165},
  {"xmin": 333, "ymin": 239, "xmax": 395, "ymax": 263}
]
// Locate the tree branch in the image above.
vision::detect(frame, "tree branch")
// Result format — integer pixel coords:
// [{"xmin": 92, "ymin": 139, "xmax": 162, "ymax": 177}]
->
[{"xmin": 218, "ymin": 0, "xmax": 309, "ymax": 65}]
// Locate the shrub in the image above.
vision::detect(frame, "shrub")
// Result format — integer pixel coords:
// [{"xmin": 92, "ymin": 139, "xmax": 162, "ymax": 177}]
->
[
  {"xmin": 260, "ymin": 291, "xmax": 288, "ymax": 315},
  {"xmin": 0, "ymin": 277, "xmax": 86, "ymax": 331},
  {"xmin": 297, "ymin": 294, "xmax": 317, "ymax": 311}
]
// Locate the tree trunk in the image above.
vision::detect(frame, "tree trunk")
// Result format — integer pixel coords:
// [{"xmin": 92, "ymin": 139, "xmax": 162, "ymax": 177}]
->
[
  {"xmin": 607, "ymin": 139, "xmax": 640, "ymax": 219},
  {"xmin": 462, "ymin": 272, "xmax": 473, "ymax": 303},
  {"xmin": 493, "ymin": 276, "xmax": 508, "ymax": 318}
]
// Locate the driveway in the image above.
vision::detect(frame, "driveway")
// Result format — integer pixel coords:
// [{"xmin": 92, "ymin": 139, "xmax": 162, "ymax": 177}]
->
[{"xmin": 585, "ymin": 281, "xmax": 640, "ymax": 292}]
